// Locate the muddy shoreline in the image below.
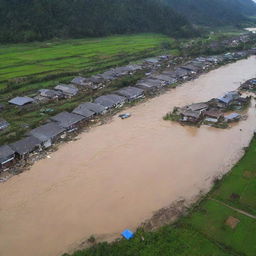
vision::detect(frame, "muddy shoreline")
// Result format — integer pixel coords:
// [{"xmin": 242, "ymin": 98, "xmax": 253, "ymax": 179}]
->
[{"xmin": 0, "ymin": 57, "xmax": 256, "ymax": 256}]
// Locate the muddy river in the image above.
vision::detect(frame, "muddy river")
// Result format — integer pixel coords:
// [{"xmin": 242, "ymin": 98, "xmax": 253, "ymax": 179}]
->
[{"xmin": 1, "ymin": 57, "xmax": 256, "ymax": 256}]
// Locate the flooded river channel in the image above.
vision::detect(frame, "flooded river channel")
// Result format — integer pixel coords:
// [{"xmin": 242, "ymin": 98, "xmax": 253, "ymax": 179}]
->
[{"xmin": 0, "ymin": 57, "xmax": 256, "ymax": 256}]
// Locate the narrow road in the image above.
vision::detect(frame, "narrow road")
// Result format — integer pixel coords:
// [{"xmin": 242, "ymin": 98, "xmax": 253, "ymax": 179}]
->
[{"xmin": 210, "ymin": 198, "xmax": 256, "ymax": 219}]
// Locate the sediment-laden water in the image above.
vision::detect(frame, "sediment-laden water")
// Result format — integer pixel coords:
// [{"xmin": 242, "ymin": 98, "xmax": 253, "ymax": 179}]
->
[{"xmin": 0, "ymin": 57, "xmax": 256, "ymax": 256}]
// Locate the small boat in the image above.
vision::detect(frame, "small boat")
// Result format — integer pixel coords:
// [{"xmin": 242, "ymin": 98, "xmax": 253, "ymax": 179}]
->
[{"xmin": 119, "ymin": 113, "xmax": 131, "ymax": 119}]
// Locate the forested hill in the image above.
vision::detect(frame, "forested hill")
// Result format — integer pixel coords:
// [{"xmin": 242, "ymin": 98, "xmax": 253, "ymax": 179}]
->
[
  {"xmin": 0, "ymin": 0, "xmax": 197, "ymax": 43},
  {"xmin": 166, "ymin": 0, "xmax": 256, "ymax": 26}
]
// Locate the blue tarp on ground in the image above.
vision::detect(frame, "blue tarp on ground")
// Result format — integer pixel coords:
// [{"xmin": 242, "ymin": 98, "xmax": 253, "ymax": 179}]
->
[{"xmin": 121, "ymin": 229, "xmax": 134, "ymax": 240}]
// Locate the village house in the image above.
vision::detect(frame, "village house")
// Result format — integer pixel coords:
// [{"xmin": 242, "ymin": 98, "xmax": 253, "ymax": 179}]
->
[
  {"xmin": 136, "ymin": 78, "xmax": 163, "ymax": 91},
  {"xmin": 55, "ymin": 84, "xmax": 79, "ymax": 97},
  {"xmin": 186, "ymin": 103, "xmax": 209, "ymax": 112},
  {"xmin": 162, "ymin": 70, "xmax": 180, "ymax": 79},
  {"xmin": 71, "ymin": 77, "xmax": 87, "ymax": 86},
  {"xmin": 173, "ymin": 68, "xmax": 191, "ymax": 79},
  {"xmin": 0, "ymin": 119, "xmax": 10, "ymax": 131},
  {"xmin": 0, "ymin": 145, "xmax": 15, "ymax": 169},
  {"xmin": 240, "ymin": 78, "xmax": 256, "ymax": 91},
  {"xmin": 75, "ymin": 102, "xmax": 106, "ymax": 115},
  {"xmin": 204, "ymin": 109, "xmax": 224, "ymax": 123},
  {"xmin": 150, "ymin": 74, "xmax": 177, "ymax": 85},
  {"xmin": 28, "ymin": 122, "xmax": 65, "ymax": 148},
  {"xmin": 225, "ymin": 113, "xmax": 241, "ymax": 122},
  {"xmin": 144, "ymin": 58, "xmax": 160, "ymax": 66},
  {"xmin": 94, "ymin": 94, "xmax": 126, "ymax": 109},
  {"xmin": 8, "ymin": 96, "xmax": 34, "ymax": 106},
  {"xmin": 104, "ymin": 94, "xmax": 126, "ymax": 107},
  {"xmin": 115, "ymin": 86, "xmax": 144, "ymax": 101},
  {"xmin": 218, "ymin": 91, "xmax": 240, "ymax": 106},
  {"xmin": 180, "ymin": 110, "xmax": 203, "ymax": 123},
  {"xmin": 99, "ymin": 70, "xmax": 116, "ymax": 81},
  {"xmin": 38, "ymin": 89, "xmax": 64, "ymax": 99},
  {"xmin": 72, "ymin": 104, "xmax": 96, "ymax": 120},
  {"xmin": 10, "ymin": 136, "xmax": 42, "ymax": 159},
  {"xmin": 189, "ymin": 60, "xmax": 210, "ymax": 70},
  {"xmin": 50, "ymin": 112, "xmax": 86, "ymax": 132},
  {"xmin": 94, "ymin": 96, "xmax": 117, "ymax": 109},
  {"xmin": 180, "ymin": 64, "xmax": 201, "ymax": 74}
]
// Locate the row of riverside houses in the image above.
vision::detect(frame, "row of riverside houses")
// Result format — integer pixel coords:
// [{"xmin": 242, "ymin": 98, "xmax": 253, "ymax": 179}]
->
[
  {"xmin": 0, "ymin": 50, "xmax": 255, "ymax": 171},
  {"xmin": 0, "ymin": 55, "xmax": 174, "ymax": 133}
]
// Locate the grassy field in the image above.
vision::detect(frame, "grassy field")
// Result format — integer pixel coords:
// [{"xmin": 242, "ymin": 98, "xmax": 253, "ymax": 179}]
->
[
  {"xmin": 0, "ymin": 34, "xmax": 177, "ymax": 145},
  {"xmin": 64, "ymin": 136, "xmax": 256, "ymax": 256},
  {"xmin": 0, "ymin": 34, "xmax": 176, "ymax": 93}
]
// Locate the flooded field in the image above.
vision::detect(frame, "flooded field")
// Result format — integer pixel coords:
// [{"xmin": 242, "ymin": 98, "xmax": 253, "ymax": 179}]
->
[{"xmin": 0, "ymin": 57, "xmax": 256, "ymax": 256}]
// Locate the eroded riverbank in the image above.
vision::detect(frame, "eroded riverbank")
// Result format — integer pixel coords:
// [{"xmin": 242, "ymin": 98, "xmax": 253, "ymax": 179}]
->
[{"xmin": 0, "ymin": 57, "xmax": 256, "ymax": 256}]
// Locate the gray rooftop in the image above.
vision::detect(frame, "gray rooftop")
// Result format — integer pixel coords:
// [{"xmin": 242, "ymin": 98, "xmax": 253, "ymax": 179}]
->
[
  {"xmin": 0, "ymin": 145, "xmax": 15, "ymax": 164},
  {"xmin": 73, "ymin": 104, "xmax": 96, "ymax": 118},
  {"xmin": 8, "ymin": 96, "xmax": 34, "ymax": 106},
  {"xmin": 136, "ymin": 79, "xmax": 163, "ymax": 90},
  {"xmin": 181, "ymin": 64, "xmax": 201, "ymax": 72},
  {"xmin": 10, "ymin": 136, "xmax": 41, "ymax": 155},
  {"xmin": 94, "ymin": 94, "xmax": 126, "ymax": 108},
  {"xmin": 28, "ymin": 122, "xmax": 65, "ymax": 143},
  {"xmin": 187, "ymin": 103, "xmax": 208, "ymax": 112},
  {"xmin": 55, "ymin": 84, "xmax": 79, "ymax": 96},
  {"xmin": 151, "ymin": 74, "xmax": 177, "ymax": 84},
  {"xmin": 39, "ymin": 89, "xmax": 63, "ymax": 99},
  {"xmin": 115, "ymin": 86, "xmax": 144, "ymax": 100},
  {"xmin": 71, "ymin": 77, "xmax": 87, "ymax": 86},
  {"xmin": 50, "ymin": 112, "xmax": 86, "ymax": 129},
  {"xmin": 94, "ymin": 97, "xmax": 116, "ymax": 109},
  {"xmin": 74, "ymin": 102, "xmax": 105, "ymax": 115},
  {"xmin": 105, "ymin": 94, "xmax": 126, "ymax": 104},
  {"xmin": 175, "ymin": 68, "xmax": 191, "ymax": 77}
]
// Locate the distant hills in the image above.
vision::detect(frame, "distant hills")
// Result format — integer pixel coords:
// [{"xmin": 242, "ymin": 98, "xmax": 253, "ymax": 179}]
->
[
  {"xmin": 1, "ymin": 0, "xmax": 256, "ymax": 43},
  {"xmin": 165, "ymin": 0, "xmax": 256, "ymax": 26},
  {"xmin": 0, "ymin": 0, "xmax": 196, "ymax": 43}
]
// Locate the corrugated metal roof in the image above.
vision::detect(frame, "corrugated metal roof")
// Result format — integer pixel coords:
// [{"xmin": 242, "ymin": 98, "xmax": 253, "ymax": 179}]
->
[
  {"xmin": 8, "ymin": 97, "xmax": 34, "ymax": 106},
  {"xmin": 0, "ymin": 145, "xmax": 15, "ymax": 164},
  {"xmin": 50, "ymin": 112, "xmax": 85, "ymax": 129},
  {"xmin": 29, "ymin": 122, "xmax": 65, "ymax": 142},
  {"xmin": 10, "ymin": 136, "xmax": 41, "ymax": 155}
]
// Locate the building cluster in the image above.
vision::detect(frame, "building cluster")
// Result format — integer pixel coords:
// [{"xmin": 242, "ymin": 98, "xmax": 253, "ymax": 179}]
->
[
  {"xmin": 239, "ymin": 78, "xmax": 256, "ymax": 93},
  {"xmin": 169, "ymin": 91, "xmax": 251, "ymax": 127},
  {"xmin": 0, "ymin": 49, "xmax": 255, "ymax": 171},
  {"xmin": 208, "ymin": 34, "xmax": 254, "ymax": 50}
]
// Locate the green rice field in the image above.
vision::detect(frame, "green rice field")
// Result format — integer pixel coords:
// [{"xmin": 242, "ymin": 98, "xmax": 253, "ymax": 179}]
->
[{"xmin": 0, "ymin": 34, "xmax": 177, "ymax": 145}]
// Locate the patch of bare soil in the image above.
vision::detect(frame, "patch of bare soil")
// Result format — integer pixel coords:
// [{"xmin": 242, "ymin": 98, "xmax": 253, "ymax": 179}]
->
[{"xmin": 225, "ymin": 216, "xmax": 240, "ymax": 229}]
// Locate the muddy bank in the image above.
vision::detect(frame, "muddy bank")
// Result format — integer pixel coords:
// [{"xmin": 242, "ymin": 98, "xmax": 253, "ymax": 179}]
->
[{"xmin": 0, "ymin": 57, "xmax": 256, "ymax": 256}]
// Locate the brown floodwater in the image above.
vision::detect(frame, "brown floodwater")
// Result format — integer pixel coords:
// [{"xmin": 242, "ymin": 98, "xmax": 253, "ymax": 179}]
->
[{"xmin": 0, "ymin": 57, "xmax": 256, "ymax": 256}]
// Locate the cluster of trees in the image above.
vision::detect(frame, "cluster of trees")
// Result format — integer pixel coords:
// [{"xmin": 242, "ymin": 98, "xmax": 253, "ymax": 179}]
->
[
  {"xmin": 166, "ymin": 0, "xmax": 256, "ymax": 26},
  {"xmin": 0, "ymin": 0, "xmax": 197, "ymax": 43}
]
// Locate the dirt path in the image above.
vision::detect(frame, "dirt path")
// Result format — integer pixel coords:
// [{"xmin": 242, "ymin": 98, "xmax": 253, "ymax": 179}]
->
[
  {"xmin": 210, "ymin": 198, "xmax": 256, "ymax": 219},
  {"xmin": 0, "ymin": 57, "xmax": 256, "ymax": 256}
]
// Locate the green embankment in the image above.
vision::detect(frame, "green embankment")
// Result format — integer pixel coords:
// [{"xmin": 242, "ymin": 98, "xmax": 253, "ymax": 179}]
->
[{"xmin": 64, "ymin": 137, "xmax": 256, "ymax": 256}]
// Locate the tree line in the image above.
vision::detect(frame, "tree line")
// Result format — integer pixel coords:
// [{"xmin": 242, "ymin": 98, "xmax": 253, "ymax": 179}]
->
[{"xmin": 0, "ymin": 0, "xmax": 197, "ymax": 43}]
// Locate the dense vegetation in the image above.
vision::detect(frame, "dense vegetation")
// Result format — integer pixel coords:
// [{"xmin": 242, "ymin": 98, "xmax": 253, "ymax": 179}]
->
[
  {"xmin": 64, "ymin": 136, "xmax": 256, "ymax": 256},
  {"xmin": 166, "ymin": 0, "xmax": 256, "ymax": 26},
  {"xmin": 0, "ymin": 0, "xmax": 196, "ymax": 43}
]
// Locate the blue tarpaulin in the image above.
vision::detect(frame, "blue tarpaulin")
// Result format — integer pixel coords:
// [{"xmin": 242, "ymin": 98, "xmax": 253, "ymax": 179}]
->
[{"xmin": 121, "ymin": 229, "xmax": 134, "ymax": 240}]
